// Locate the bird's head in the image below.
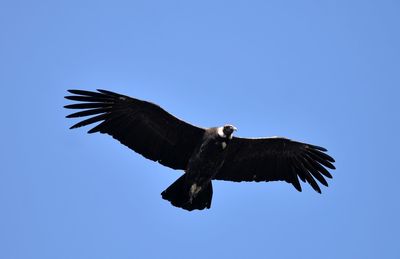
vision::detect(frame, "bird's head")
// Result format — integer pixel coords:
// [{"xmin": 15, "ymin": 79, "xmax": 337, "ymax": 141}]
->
[{"xmin": 217, "ymin": 124, "xmax": 237, "ymax": 139}]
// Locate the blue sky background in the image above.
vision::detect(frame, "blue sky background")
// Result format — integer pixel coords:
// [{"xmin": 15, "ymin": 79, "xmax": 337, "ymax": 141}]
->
[{"xmin": 1, "ymin": 1, "xmax": 399, "ymax": 258}]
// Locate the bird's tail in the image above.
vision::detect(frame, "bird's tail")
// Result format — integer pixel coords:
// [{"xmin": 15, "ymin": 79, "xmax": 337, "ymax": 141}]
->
[{"xmin": 161, "ymin": 174, "xmax": 213, "ymax": 211}]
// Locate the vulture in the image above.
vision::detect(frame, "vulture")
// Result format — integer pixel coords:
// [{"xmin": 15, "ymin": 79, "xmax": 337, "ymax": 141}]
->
[{"xmin": 65, "ymin": 89, "xmax": 336, "ymax": 211}]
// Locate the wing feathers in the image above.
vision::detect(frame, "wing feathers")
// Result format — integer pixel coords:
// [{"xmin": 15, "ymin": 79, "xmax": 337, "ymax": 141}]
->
[
  {"xmin": 306, "ymin": 147, "xmax": 335, "ymax": 163},
  {"xmin": 97, "ymin": 89, "xmax": 120, "ymax": 96},
  {"xmin": 306, "ymin": 150, "xmax": 336, "ymax": 169},
  {"xmin": 307, "ymin": 144, "xmax": 328, "ymax": 152},
  {"xmin": 65, "ymin": 89, "xmax": 205, "ymax": 170},
  {"xmin": 67, "ymin": 89, "xmax": 106, "ymax": 98},
  {"xmin": 299, "ymin": 155, "xmax": 328, "ymax": 187},
  {"xmin": 215, "ymin": 137, "xmax": 335, "ymax": 193},
  {"xmin": 293, "ymin": 156, "xmax": 321, "ymax": 193},
  {"xmin": 289, "ymin": 165, "xmax": 302, "ymax": 192},
  {"xmin": 65, "ymin": 95, "xmax": 113, "ymax": 103},
  {"xmin": 70, "ymin": 114, "xmax": 108, "ymax": 129},
  {"xmin": 290, "ymin": 157, "xmax": 307, "ymax": 183},
  {"xmin": 66, "ymin": 108, "xmax": 112, "ymax": 118},
  {"xmin": 303, "ymin": 154, "xmax": 333, "ymax": 179},
  {"xmin": 64, "ymin": 103, "xmax": 110, "ymax": 109}
]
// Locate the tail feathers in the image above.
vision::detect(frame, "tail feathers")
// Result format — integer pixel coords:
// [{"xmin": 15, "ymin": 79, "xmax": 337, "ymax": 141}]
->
[{"xmin": 161, "ymin": 174, "xmax": 213, "ymax": 211}]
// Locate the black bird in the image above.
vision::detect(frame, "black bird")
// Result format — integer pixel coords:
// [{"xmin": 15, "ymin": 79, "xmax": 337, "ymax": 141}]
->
[{"xmin": 65, "ymin": 89, "xmax": 336, "ymax": 211}]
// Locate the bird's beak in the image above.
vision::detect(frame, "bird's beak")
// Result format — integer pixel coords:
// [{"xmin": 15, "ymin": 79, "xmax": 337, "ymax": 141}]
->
[{"xmin": 233, "ymin": 126, "xmax": 238, "ymax": 131}]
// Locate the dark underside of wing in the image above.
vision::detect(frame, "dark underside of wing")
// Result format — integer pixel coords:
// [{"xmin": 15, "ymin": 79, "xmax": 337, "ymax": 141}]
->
[
  {"xmin": 64, "ymin": 89, "xmax": 205, "ymax": 170},
  {"xmin": 214, "ymin": 137, "xmax": 336, "ymax": 193}
]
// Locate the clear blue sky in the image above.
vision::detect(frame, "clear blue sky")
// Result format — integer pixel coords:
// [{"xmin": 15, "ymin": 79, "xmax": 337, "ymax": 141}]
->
[{"xmin": 1, "ymin": 1, "xmax": 399, "ymax": 258}]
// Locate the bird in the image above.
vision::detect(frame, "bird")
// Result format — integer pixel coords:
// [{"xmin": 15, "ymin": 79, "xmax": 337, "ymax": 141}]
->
[{"xmin": 64, "ymin": 89, "xmax": 336, "ymax": 211}]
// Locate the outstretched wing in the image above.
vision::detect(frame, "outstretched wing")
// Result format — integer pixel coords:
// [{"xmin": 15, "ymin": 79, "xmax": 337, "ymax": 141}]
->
[
  {"xmin": 65, "ymin": 89, "xmax": 205, "ymax": 170},
  {"xmin": 214, "ymin": 137, "xmax": 335, "ymax": 193}
]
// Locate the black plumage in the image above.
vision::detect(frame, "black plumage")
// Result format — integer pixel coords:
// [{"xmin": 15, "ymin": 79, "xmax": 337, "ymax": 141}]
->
[{"xmin": 65, "ymin": 89, "xmax": 336, "ymax": 211}]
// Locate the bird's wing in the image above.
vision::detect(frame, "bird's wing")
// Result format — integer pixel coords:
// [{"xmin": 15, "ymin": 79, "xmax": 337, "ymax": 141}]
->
[
  {"xmin": 214, "ymin": 137, "xmax": 335, "ymax": 193},
  {"xmin": 65, "ymin": 89, "xmax": 205, "ymax": 170}
]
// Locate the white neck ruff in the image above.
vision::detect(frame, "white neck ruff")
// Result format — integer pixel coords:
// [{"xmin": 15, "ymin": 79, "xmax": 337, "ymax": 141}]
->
[{"xmin": 217, "ymin": 127, "xmax": 226, "ymax": 138}]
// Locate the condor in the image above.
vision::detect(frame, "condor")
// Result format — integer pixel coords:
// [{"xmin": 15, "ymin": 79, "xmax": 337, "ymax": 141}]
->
[{"xmin": 65, "ymin": 89, "xmax": 336, "ymax": 211}]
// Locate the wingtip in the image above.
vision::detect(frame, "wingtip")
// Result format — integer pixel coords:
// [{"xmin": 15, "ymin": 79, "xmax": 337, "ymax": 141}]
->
[
  {"xmin": 67, "ymin": 89, "xmax": 80, "ymax": 94},
  {"xmin": 87, "ymin": 123, "xmax": 103, "ymax": 134},
  {"xmin": 311, "ymin": 144, "xmax": 328, "ymax": 152},
  {"xmin": 293, "ymin": 184, "xmax": 302, "ymax": 192},
  {"xmin": 64, "ymin": 95, "xmax": 79, "ymax": 101},
  {"xmin": 314, "ymin": 186, "xmax": 322, "ymax": 194},
  {"xmin": 312, "ymin": 184, "xmax": 322, "ymax": 194},
  {"xmin": 324, "ymin": 162, "xmax": 336, "ymax": 170}
]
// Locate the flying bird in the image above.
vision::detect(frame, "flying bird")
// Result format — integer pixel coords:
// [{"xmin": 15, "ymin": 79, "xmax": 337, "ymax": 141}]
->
[{"xmin": 65, "ymin": 89, "xmax": 336, "ymax": 211}]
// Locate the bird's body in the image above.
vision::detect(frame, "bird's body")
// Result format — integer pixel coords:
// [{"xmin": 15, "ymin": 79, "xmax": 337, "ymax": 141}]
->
[
  {"xmin": 187, "ymin": 127, "xmax": 234, "ymax": 187},
  {"xmin": 162, "ymin": 127, "xmax": 234, "ymax": 210},
  {"xmin": 65, "ymin": 89, "xmax": 336, "ymax": 211}
]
